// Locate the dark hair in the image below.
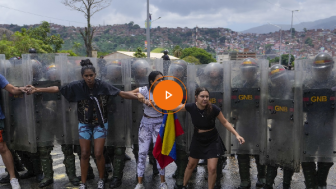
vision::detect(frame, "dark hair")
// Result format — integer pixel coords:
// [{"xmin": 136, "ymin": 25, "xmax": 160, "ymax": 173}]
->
[
  {"xmin": 148, "ymin": 71, "xmax": 163, "ymax": 88},
  {"xmin": 80, "ymin": 59, "xmax": 96, "ymax": 76},
  {"xmin": 195, "ymin": 87, "xmax": 212, "ymax": 116}
]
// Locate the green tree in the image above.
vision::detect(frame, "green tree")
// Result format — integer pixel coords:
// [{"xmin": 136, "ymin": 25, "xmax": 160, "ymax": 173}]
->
[
  {"xmin": 28, "ymin": 21, "xmax": 64, "ymax": 52},
  {"xmin": 133, "ymin": 47, "xmax": 146, "ymax": 58},
  {"xmin": 305, "ymin": 37, "xmax": 313, "ymax": 47},
  {"xmin": 303, "ymin": 28, "xmax": 307, "ymax": 32},
  {"xmin": 72, "ymin": 42, "xmax": 82, "ymax": 53},
  {"xmin": 180, "ymin": 47, "xmax": 216, "ymax": 64},
  {"xmin": 281, "ymin": 54, "xmax": 295, "ymax": 66},
  {"xmin": 183, "ymin": 56, "xmax": 201, "ymax": 65},
  {"xmin": 58, "ymin": 49, "xmax": 78, "ymax": 56},
  {"xmin": 173, "ymin": 45, "xmax": 183, "ymax": 58}
]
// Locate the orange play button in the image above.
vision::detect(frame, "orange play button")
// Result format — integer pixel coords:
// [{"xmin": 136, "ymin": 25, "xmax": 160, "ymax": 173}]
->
[{"xmin": 150, "ymin": 76, "xmax": 186, "ymax": 114}]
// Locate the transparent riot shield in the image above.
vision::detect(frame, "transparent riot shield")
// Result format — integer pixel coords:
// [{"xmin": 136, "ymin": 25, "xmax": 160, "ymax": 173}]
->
[
  {"xmin": 296, "ymin": 58, "xmax": 336, "ymax": 162},
  {"xmin": 262, "ymin": 68, "xmax": 300, "ymax": 171},
  {"xmin": 24, "ymin": 54, "xmax": 65, "ymax": 147},
  {"xmin": 230, "ymin": 59, "xmax": 268, "ymax": 155},
  {"xmin": 59, "ymin": 56, "xmax": 98, "ymax": 145},
  {"xmin": 167, "ymin": 60, "xmax": 188, "ymax": 151},
  {"xmin": 131, "ymin": 58, "xmax": 158, "ymax": 145},
  {"xmin": 102, "ymin": 59, "xmax": 132, "ymax": 147},
  {"xmin": 1, "ymin": 55, "xmax": 37, "ymax": 152}
]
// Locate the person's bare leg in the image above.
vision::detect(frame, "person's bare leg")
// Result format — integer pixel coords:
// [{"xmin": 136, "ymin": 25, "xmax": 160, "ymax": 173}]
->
[
  {"xmin": 0, "ymin": 142, "xmax": 16, "ymax": 179},
  {"xmin": 79, "ymin": 139, "xmax": 91, "ymax": 184},
  {"xmin": 137, "ymin": 177, "xmax": 143, "ymax": 184},
  {"xmin": 93, "ymin": 138, "xmax": 106, "ymax": 179},
  {"xmin": 183, "ymin": 157, "xmax": 199, "ymax": 186},
  {"xmin": 207, "ymin": 158, "xmax": 218, "ymax": 189},
  {"xmin": 160, "ymin": 175, "xmax": 165, "ymax": 182}
]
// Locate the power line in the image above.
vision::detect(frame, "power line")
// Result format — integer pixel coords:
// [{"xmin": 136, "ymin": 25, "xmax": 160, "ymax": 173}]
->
[{"xmin": 0, "ymin": 5, "xmax": 86, "ymax": 25}]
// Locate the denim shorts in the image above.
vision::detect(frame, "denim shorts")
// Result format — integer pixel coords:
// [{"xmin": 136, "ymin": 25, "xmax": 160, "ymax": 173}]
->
[{"xmin": 78, "ymin": 122, "xmax": 108, "ymax": 140}]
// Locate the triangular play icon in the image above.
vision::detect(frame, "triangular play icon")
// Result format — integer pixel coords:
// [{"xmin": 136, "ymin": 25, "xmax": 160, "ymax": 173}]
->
[{"xmin": 166, "ymin": 91, "xmax": 172, "ymax": 99}]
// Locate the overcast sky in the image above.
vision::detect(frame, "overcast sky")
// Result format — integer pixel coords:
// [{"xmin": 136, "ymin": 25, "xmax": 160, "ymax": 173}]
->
[{"xmin": 0, "ymin": 0, "xmax": 335, "ymax": 31}]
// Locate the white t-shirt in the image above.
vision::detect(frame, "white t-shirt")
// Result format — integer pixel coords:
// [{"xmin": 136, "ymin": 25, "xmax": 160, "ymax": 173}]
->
[{"xmin": 139, "ymin": 86, "xmax": 162, "ymax": 117}]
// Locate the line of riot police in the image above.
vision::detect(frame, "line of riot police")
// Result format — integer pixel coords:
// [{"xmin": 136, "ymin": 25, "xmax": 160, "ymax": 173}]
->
[{"xmin": 0, "ymin": 51, "xmax": 335, "ymax": 189}]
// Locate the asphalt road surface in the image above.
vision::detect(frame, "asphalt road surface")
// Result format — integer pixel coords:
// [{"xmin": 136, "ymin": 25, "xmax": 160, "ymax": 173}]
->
[{"xmin": 1, "ymin": 145, "xmax": 336, "ymax": 189}]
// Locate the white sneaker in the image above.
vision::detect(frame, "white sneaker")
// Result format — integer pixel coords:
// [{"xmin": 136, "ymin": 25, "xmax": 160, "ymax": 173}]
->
[
  {"xmin": 10, "ymin": 178, "xmax": 21, "ymax": 189},
  {"xmin": 134, "ymin": 183, "xmax": 145, "ymax": 189},
  {"xmin": 160, "ymin": 182, "xmax": 168, "ymax": 189}
]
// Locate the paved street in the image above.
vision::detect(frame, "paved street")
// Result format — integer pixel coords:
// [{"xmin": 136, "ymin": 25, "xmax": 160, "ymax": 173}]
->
[{"xmin": 1, "ymin": 146, "xmax": 336, "ymax": 189}]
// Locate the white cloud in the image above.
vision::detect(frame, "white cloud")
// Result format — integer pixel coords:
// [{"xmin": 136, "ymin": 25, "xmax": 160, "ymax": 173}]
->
[{"xmin": 0, "ymin": 0, "xmax": 335, "ymax": 31}]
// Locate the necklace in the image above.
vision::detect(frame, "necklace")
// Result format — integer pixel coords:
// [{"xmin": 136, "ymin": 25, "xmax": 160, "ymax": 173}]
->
[{"xmin": 196, "ymin": 103, "xmax": 205, "ymax": 117}]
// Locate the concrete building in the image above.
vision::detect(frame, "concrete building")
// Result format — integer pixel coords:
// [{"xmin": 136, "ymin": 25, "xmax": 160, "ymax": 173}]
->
[{"xmin": 104, "ymin": 51, "xmax": 179, "ymax": 60}]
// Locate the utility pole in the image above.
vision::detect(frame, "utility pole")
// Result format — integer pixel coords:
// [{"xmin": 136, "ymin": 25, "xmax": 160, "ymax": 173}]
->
[
  {"xmin": 146, "ymin": 0, "xmax": 150, "ymax": 58},
  {"xmin": 288, "ymin": 10, "xmax": 299, "ymax": 66}
]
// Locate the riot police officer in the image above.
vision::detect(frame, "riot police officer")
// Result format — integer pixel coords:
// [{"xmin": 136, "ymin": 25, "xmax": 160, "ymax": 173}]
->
[
  {"xmin": 162, "ymin": 50, "xmax": 170, "ymax": 61},
  {"xmin": 262, "ymin": 65, "xmax": 295, "ymax": 189},
  {"xmin": 231, "ymin": 58, "xmax": 266, "ymax": 189},
  {"xmin": 301, "ymin": 53, "xmax": 336, "ymax": 189},
  {"xmin": 166, "ymin": 60, "xmax": 189, "ymax": 189}
]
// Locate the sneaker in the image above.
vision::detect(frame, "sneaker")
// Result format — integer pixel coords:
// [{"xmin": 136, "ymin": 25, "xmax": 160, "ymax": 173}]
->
[
  {"xmin": 79, "ymin": 183, "xmax": 87, "ymax": 189},
  {"xmin": 135, "ymin": 183, "xmax": 145, "ymax": 189},
  {"xmin": 160, "ymin": 182, "xmax": 168, "ymax": 189},
  {"xmin": 10, "ymin": 178, "xmax": 21, "ymax": 189},
  {"xmin": 97, "ymin": 179, "xmax": 105, "ymax": 189}
]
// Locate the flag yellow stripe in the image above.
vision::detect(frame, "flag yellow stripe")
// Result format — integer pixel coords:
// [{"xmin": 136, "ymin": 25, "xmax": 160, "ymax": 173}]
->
[{"xmin": 162, "ymin": 111, "xmax": 176, "ymax": 155}]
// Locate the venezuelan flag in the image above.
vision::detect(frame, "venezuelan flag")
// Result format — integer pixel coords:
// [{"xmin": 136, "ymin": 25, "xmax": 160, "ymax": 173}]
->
[{"xmin": 153, "ymin": 110, "xmax": 184, "ymax": 169}]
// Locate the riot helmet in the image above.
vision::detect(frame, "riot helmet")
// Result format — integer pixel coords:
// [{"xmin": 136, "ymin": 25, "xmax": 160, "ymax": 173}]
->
[
  {"xmin": 312, "ymin": 53, "xmax": 334, "ymax": 81},
  {"xmin": 31, "ymin": 59, "xmax": 42, "ymax": 80},
  {"xmin": 29, "ymin": 48, "xmax": 38, "ymax": 60},
  {"xmin": 163, "ymin": 49, "xmax": 169, "ymax": 55},
  {"xmin": 132, "ymin": 59, "xmax": 150, "ymax": 81},
  {"xmin": 46, "ymin": 64, "xmax": 60, "ymax": 81},
  {"xmin": 168, "ymin": 60, "xmax": 187, "ymax": 80},
  {"xmin": 105, "ymin": 60, "xmax": 122, "ymax": 82},
  {"xmin": 269, "ymin": 64, "xmax": 288, "ymax": 86},
  {"xmin": 240, "ymin": 58, "xmax": 259, "ymax": 81},
  {"xmin": 204, "ymin": 62, "xmax": 223, "ymax": 89}
]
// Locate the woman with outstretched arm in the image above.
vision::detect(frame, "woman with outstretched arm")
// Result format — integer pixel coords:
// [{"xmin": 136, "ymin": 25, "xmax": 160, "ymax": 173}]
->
[{"xmin": 26, "ymin": 59, "xmax": 145, "ymax": 189}]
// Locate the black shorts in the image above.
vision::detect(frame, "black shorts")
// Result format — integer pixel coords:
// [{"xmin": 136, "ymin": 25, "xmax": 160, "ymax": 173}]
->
[{"xmin": 189, "ymin": 128, "xmax": 226, "ymax": 159}]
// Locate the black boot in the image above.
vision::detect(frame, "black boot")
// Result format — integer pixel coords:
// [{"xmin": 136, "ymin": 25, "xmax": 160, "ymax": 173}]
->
[
  {"xmin": 174, "ymin": 149, "xmax": 188, "ymax": 186},
  {"xmin": 109, "ymin": 177, "xmax": 122, "ymax": 188},
  {"xmin": 18, "ymin": 151, "xmax": 36, "ymax": 180},
  {"xmin": 255, "ymin": 155, "xmax": 266, "ymax": 187},
  {"xmin": 0, "ymin": 167, "xmax": 20, "ymax": 183},
  {"xmin": 237, "ymin": 154, "xmax": 251, "ymax": 189},
  {"xmin": 104, "ymin": 148, "xmax": 113, "ymax": 173},
  {"xmin": 302, "ymin": 162, "xmax": 317, "ymax": 189},
  {"xmin": 283, "ymin": 168, "xmax": 294, "ymax": 189},
  {"xmin": 109, "ymin": 147, "xmax": 126, "ymax": 188},
  {"xmin": 29, "ymin": 152, "xmax": 44, "ymax": 182},
  {"xmin": 317, "ymin": 162, "xmax": 333, "ymax": 188},
  {"xmin": 38, "ymin": 147, "xmax": 54, "ymax": 188},
  {"xmin": 62, "ymin": 145, "xmax": 80, "ymax": 186},
  {"xmin": 264, "ymin": 164, "xmax": 277, "ymax": 189}
]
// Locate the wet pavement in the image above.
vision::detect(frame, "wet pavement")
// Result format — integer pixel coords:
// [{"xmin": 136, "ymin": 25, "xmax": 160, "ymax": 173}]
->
[{"xmin": 1, "ymin": 146, "xmax": 336, "ymax": 189}]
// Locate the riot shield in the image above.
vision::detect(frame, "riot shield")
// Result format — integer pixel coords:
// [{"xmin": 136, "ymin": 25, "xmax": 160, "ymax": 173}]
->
[
  {"xmin": 102, "ymin": 59, "xmax": 132, "ymax": 147},
  {"xmin": 59, "ymin": 56, "xmax": 98, "ymax": 145},
  {"xmin": 23, "ymin": 54, "xmax": 65, "ymax": 147},
  {"xmin": 296, "ymin": 58, "xmax": 336, "ymax": 162},
  {"xmin": 131, "ymin": 58, "xmax": 156, "ymax": 145},
  {"xmin": 167, "ymin": 60, "xmax": 188, "ymax": 150},
  {"xmin": 229, "ymin": 59, "xmax": 268, "ymax": 155},
  {"xmin": 263, "ymin": 68, "xmax": 300, "ymax": 171},
  {"xmin": 1, "ymin": 55, "xmax": 37, "ymax": 152}
]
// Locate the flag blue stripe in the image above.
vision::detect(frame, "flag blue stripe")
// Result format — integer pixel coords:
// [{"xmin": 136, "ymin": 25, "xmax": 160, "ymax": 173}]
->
[{"xmin": 168, "ymin": 142, "xmax": 177, "ymax": 160}]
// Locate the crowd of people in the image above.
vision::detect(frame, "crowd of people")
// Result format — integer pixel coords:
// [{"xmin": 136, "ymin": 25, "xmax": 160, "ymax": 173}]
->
[{"xmin": 0, "ymin": 50, "xmax": 335, "ymax": 189}]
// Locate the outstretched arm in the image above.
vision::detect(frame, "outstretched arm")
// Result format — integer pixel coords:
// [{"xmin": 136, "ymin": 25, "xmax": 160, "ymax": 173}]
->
[
  {"xmin": 26, "ymin": 85, "xmax": 59, "ymax": 94},
  {"xmin": 217, "ymin": 112, "xmax": 245, "ymax": 144},
  {"xmin": 119, "ymin": 91, "xmax": 145, "ymax": 103},
  {"xmin": 4, "ymin": 84, "xmax": 26, "ymax": 95},
  {"xmin": 170, "ymin": 104, "xmax": 186, "ymax": 112}
]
